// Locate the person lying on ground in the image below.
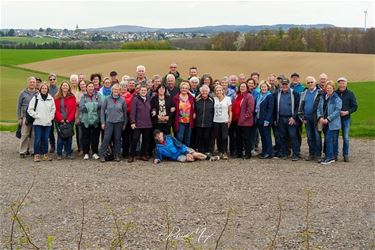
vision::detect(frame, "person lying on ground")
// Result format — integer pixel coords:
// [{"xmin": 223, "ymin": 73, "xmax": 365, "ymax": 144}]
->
[{"xmin": 153, "ymin": 129, "xmax": 208, "ymax": 164}]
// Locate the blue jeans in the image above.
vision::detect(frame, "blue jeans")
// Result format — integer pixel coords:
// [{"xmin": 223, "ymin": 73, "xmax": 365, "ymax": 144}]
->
[
  {"xmin": 33, "ymin": 125, "xmax": 51, "ymax": 155},
  {"xmin": 56, "ymin": 123, "xmax": 73, "ymax": 157},
  {"xmin": 277, "ymin": 116, "xmax": 300, "ymax": 157},
  {"xmin": 339, "ymin": 118, "xmax": 351, "ymax": 156},
  {"xmin": 324, "ymin": 129, "xmax": 339, "ymax": 160},
  {"xmin": 176, "ymin": 123, "xmax": 191, "ymax": 147},
  {"xmin": 305, "ymin": 117, "xmax": 322, "ymax": 157}
]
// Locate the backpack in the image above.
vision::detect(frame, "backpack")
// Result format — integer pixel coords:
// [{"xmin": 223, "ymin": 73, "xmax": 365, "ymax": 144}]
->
[{"xmin": 25, "ymin": 97, "xmax": 39, "ymax": 126}]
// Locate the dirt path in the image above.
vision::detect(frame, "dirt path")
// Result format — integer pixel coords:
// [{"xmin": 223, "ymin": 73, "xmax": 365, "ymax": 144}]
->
[{"xmin": 0, "ymin": 132, "xmax": 374, "ymax": 249}]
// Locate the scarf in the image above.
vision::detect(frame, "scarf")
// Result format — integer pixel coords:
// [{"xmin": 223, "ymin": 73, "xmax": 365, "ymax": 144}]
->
[
  {"xmin": 256, "ymin": 91, "xmax": 271, "ymax": 119},
  {"xmin": 102, "ymin": 86, "xmax": 112, "ymax": 97},
  {"xmin": 41, "ymin": 93, "xmax": 48, "ymax": 101}
]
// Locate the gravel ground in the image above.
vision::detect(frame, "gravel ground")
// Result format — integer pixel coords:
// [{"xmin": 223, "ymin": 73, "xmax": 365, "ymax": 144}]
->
[{"xmin": 0, "ymin": 132, "xmax": 374, "ymax": 249}]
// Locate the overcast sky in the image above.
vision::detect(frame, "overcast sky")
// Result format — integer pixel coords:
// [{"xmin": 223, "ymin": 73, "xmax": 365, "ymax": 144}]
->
[{"xmin": 1, "ymin": 0, "xmax": 374, "ymax": 29}]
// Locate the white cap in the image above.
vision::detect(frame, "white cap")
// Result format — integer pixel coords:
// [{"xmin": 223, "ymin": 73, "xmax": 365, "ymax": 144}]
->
[{"xmin": 337, "ymin": 77, "xmax": 348, "ymax": 82}]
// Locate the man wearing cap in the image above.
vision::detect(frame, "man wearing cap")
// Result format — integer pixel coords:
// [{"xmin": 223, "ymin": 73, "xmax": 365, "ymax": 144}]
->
[
  {"xmin": 153, "ymin": 129, "xmax": 208, "ymax": 164},
  {"xmin": 273, "ymin": 78, "xmax": 301, "ymax": 160},
  {"xmin": 335, "ymin": 77, "xmax": 357, "ymax": 162},
  {"xmin": 290, "ymin": 73, "xmax": 305, "ymax": 94},
  {"xmin": 110, "ymin": 71, "xmax": 119, "ymax": 85}
]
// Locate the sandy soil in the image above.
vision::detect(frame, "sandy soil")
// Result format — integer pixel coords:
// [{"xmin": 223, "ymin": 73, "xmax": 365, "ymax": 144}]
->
[
  {"xmin": 0, "ymin": 132, "xmax": 374, "ymax": 249},
  {"xmin": 21, "ymin": 51, "xmax": 375, "ymax": 82}
]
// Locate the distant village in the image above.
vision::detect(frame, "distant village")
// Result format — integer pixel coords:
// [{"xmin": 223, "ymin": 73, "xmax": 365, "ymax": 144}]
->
[{"xmin": 1, "ymin": 25, "xmax": 210, "ymax": 42}]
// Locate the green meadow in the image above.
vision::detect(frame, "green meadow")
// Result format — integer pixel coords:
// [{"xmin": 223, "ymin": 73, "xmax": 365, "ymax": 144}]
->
[{"xmin": 0, "ymin": 49, "xmax": 374, "ymax": 137}]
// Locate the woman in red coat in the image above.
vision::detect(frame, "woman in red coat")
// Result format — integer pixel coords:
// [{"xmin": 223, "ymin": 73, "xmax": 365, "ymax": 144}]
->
[
  {"xmin": 232, "ymin": 82, "xmax": 254, "ymax": 159},
  {"xmin": 54, "ymin": 81, "xmax": 77, "ymax": 160}
]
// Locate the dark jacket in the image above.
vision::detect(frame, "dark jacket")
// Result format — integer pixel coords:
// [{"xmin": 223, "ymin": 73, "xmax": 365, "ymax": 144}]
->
[
  {"xmin": 172, "ymin": 93, "xmax": 195, "ymax": 132},
  {"xmin": 273, "ymin": 88, "xmax": 300, "ymax": 125},
  {"xmin": 130, "ymin": 94, "xmax": 152, "ymax": 128},
  {"xmin": 237, "ymin": 93, "xmax": 255, "ymax": 126},
  {"xmin": 194, "ymin": 95, "xmax": 214, "ymax": 128},
  {"xmin": 298, "ymin": 88, "xmax": 323, "ymax": 125},
  {"xmin": 335, "ymin": 88, "xmax": 357, "ymax": 120},
  {"xmin": 150, "ymin": 95, "xmax": 174, "ymax": 127},
  {"xmin": 256, "ymin": 94, "xmax": 274, "ymax": 125}
]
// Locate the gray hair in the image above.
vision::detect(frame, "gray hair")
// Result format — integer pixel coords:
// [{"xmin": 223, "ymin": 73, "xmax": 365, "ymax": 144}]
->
[
  {"xmin": 166, "ymin": 74, "xmax": 175, "ymax": 81},
  {"xmin": 199, "ymin": 84, "xmax": 210, "ymax": 93},
  {"xmin": 306, "ymin": 76, "xmax": 316, "ymax": 83},
  {"xmin": 70, "ymin": 74, "xmax": 79, "ymax": 82},
  {"xmin": 27, "ymin": 76, "xmax": 36, "ymax": 82},
  {"xmin": 189, "ymin": 77, "xmax": 200, "ymax": 84},
  {"xmin": 136, "ymin": 65, "xmax": 146, "ymax": 72}
]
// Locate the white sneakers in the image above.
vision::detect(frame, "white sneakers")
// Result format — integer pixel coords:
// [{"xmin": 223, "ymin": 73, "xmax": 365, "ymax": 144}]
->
[{"xmin": 83, "ymin": 153, "xmax": 100, "ymax": 160}]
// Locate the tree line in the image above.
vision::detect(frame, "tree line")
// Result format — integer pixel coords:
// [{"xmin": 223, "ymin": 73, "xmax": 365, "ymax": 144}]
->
[{"xmin": 205, "ymin": 27, "xmax": 375, "ymax": 54}]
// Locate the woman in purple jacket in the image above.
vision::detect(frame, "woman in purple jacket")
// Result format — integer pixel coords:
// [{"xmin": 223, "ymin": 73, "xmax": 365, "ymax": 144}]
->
[{"xmin": 129, "ymin": 86, "xmax": 153, "ymax": 162}]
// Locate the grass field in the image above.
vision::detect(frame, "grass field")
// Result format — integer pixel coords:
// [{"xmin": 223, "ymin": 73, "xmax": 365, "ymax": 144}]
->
[
  {"xmin": 0, "ymin": 36, "xmax": 61, "ymax": 44},
  {"xmin": 0, "ymin": 49, "xmax": 124, "ymax": 65},
  {"xmin": 0, "ymin": 49, "xmax": 374, "ymax": 137}
]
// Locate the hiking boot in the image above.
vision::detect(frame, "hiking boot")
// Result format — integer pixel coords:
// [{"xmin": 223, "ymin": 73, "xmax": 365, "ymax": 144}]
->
[
  {"xmin": 128, "ymin": 157, "xmax": 135, "ymax": 163},
  {"xmin": 33, "ymin": 154, "xmax": 41, "ymax": 162},
  {"xmin": 67, "ymin": 155, "xmax": 74, "ymax": 160},
  {"xmin": 344, "ymin": 155, "xmax": 349, "ymax": 162},
  {"xmin": 114, "ymin": 156, "xmax": 121, "ymax": 162},
  {"xmin": 57, "ymin": 155, "xmax": 62, "ymax": 160},
  {"xmin": 221, "ymin": 153, "xmax": 228, "ymax": 160},
  {"xmin": 42, "ymin": 154, "xmax": 52, "ymax": 161}
]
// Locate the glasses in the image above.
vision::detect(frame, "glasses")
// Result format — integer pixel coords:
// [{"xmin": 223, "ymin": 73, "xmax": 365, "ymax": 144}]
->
[
  {"xmin": 170, "ymin": 67, "xmax": 177, "ymax": 69},
  {"xmin": 307, "ymin": 81, "xmax": 314, "ymax": 84},
  {"xmin": 49, "ymin": 78, "xmax": 56, "ymax": 81}
]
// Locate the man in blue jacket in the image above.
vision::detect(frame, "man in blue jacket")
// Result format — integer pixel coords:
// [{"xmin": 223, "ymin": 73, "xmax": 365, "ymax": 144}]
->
[
  {"xmin": 335, "ymin": 77, "xmax": 357, "ymax": 162},
  {"xmin": 153, "ymin": 130, "xmax": 208, "ymax": 164}
]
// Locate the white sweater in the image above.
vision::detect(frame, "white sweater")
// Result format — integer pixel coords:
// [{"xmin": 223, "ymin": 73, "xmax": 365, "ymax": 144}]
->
[{"xmin": 27, "ymin": 93, "xmax": 56, "ymax": 126}]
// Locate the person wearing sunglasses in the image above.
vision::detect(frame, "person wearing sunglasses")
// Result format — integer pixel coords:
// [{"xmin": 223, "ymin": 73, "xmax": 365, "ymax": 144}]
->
[
  {"xmin": 298, "ymin": 76, "xmax": 323, "ymax": 162},
  {"xmin": 48, "ymin": 73, "xmax": 58, "ymax": 153}
]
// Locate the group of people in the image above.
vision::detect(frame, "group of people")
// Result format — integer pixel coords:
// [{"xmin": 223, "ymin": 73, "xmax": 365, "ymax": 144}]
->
[{"xmin": 17, "ymin": 63, "xmax": 357, "ymax": 165}]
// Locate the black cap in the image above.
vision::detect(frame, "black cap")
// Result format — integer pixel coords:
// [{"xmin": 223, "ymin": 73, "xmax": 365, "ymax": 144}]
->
[
  {"xmin": 36, "ymin": 77, "xmax": 42, "ymax": 82},
  {"xmin": 110, "ymin": 71, "xmax": 118, "ymax": 77},
  {"xmin": 153, "ymin": 129, "xmax": 162, "ymax": 137},
  {"xmin": 281, "ymin": 78, "xmax": 290, "ymax": 84},
  {"xmin": 291, "ymin": 72, "xmax": 300, "ymax": 78}
]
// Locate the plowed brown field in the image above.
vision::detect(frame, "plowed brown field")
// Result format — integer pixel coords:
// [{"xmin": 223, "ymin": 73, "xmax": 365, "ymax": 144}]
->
[{"xmin": 21, "ymin": 51, "xmax": 375, "ymax": 81}]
